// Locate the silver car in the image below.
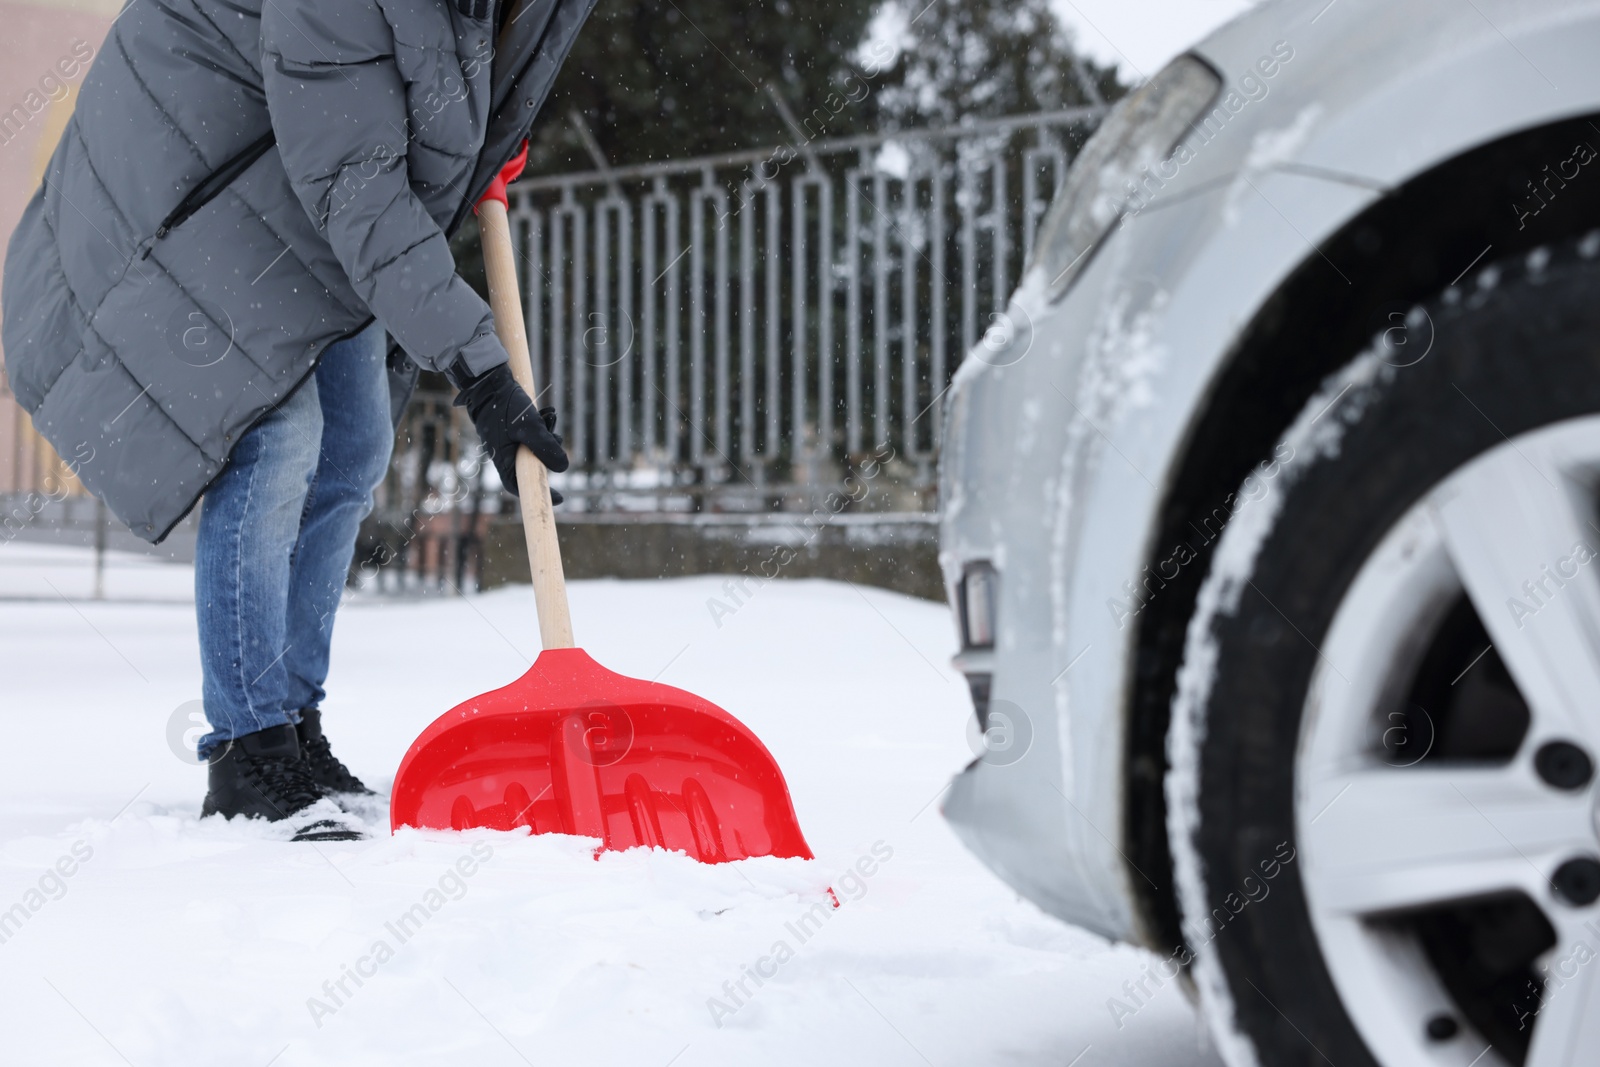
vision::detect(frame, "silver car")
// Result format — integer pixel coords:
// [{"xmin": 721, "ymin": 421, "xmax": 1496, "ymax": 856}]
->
[{"xmin": 939, "ymin": 1, "xmax": 1600, "ymax": 1064}]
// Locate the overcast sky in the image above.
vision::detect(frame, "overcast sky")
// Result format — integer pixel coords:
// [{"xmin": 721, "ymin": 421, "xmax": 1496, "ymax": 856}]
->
[{"xmin": 1050, "ymin": 0, "xmax": 1260, "ymax": 81}]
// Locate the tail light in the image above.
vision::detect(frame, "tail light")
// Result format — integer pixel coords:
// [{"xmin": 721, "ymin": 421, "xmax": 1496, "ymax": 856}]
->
[{"xmin": 959, "ymin": 562, "xmax": 998, "ymax": 650}]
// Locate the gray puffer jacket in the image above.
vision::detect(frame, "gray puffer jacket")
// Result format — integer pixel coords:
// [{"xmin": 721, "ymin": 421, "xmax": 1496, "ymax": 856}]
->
[{"xmin": 2, "ymin": 0, "xmax": 593, "ymax": 541}]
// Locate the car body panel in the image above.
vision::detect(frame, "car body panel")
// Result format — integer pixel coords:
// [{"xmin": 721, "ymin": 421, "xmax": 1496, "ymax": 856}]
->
[{"xmin": 939, "ymin": 0, "xmax": 1600, "ymax": 943}]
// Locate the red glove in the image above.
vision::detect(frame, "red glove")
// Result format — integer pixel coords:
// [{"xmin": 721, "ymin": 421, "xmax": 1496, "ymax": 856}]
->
[{"xmin": 476, "ymin": 140, "xmax": 528, "ymax": 211}]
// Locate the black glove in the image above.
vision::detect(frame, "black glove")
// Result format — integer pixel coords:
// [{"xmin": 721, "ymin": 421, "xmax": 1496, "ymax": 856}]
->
[{"xmin": 453, "ymin": 363, "xmax": 568, "ymax": 503}]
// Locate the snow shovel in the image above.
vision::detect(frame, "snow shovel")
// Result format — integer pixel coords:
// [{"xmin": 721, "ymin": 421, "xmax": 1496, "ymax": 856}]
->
[{"xmin": 389, "ymin": 197, "xmax": 812, "ymax": 864}]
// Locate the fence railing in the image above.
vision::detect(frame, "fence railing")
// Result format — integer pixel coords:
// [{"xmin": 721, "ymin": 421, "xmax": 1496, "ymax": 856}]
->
[
  {"xmin": 506, "ymin": 107, "xmax": 1102, "ymax": 512},
  {"xmin": 3, "ymin": 109, "xmax": 1106, "ymax": 593}
]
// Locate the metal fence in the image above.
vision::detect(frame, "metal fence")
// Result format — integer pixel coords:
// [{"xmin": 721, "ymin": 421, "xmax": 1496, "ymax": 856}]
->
[
  {"xmin": 505, "ymin": 107, "xmax": 1102, "ymax": 512},
  {"xmin": 355, "ymin": 107, "xmax": 1104, "ymax": 591},
  {"xmin": 2, "ymin": 108, "xmax": 1105, "ymax": 592}
]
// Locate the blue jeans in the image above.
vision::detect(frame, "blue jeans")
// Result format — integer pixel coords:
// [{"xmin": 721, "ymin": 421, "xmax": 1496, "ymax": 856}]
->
[{"xmin": 195, "ymin": 323, "xmax": 393, "ymax": 759}]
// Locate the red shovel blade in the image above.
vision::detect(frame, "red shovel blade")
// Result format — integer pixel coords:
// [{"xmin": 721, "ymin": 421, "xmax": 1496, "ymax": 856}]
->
[{"xmin": 390, "ymin": 648, "xmax": 812, "ymax": 863}]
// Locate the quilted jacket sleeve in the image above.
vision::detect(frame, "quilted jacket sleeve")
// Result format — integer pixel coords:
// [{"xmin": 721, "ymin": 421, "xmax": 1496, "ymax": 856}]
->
[{"xmin": 260, "ymin": 1, "xmax": 506, "ymax": 378}]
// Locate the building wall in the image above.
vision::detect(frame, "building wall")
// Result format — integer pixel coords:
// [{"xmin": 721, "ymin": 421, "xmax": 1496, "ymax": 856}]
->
[{"xmin": 0, "ymin": 0, "xmax": 118, "ymax": 495}]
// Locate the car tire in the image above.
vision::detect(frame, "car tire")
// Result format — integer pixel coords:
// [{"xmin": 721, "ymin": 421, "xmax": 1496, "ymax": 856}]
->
[{"xmin": 1167, "ymin": 235, "xmax": 1600, "ymax": 1067}]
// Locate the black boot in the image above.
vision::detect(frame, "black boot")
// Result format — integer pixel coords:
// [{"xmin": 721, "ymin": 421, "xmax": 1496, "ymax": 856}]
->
[
  {"xmin": 296, "ymin": 708, "xmax": 375, "ymax": 796},
  {"xmin": 201, "ymin": 724, "xmax": 362, "ymax": 841}
]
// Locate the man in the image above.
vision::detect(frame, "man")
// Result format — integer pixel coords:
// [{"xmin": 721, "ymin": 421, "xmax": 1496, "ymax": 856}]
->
[{"xmin": 2, "ymin": 0, "xmax": 593, "ymax": 838}]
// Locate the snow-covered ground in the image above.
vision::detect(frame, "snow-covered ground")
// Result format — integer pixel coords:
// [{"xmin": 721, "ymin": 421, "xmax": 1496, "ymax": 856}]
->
[{"xmin": 0, "ymin": 544, "xmax": 1219, "ymax": 1067}]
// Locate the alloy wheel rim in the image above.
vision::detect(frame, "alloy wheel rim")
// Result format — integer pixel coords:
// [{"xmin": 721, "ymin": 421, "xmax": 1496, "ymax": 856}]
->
[{"xmin": 1297, "ymin": 415, "xmax": 1600, "ymax": 1067}]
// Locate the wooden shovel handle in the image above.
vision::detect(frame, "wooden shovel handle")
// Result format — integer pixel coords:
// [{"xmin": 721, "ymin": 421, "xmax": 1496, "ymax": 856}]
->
[{"xmin": 478, "ymin": 198, "xmax": 575, "ymax": 649}]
